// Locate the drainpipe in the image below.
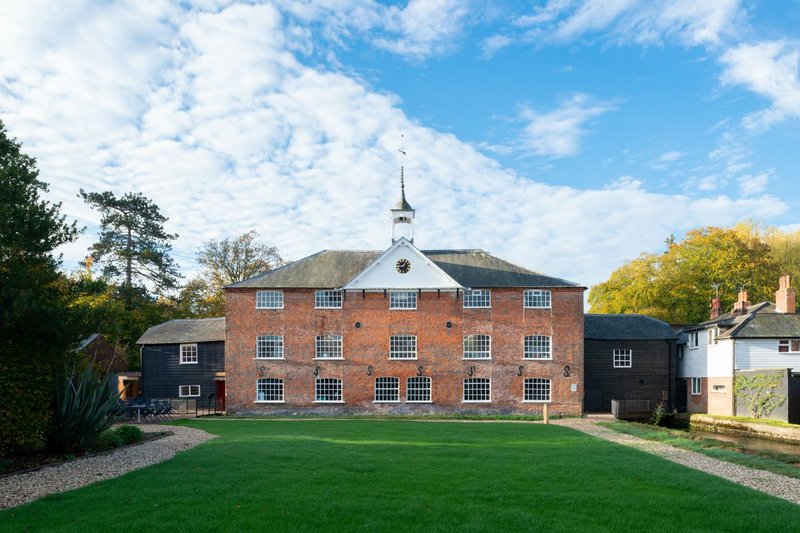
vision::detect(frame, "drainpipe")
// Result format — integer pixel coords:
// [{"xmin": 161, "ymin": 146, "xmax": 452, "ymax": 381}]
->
[{"xmin": 731, "ymin": 339, "xmax": 736, "ymax": 416}]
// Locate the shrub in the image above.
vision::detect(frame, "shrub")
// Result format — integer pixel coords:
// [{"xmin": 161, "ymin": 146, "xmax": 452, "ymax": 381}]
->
[
  {"xmin": 115, "ymin": 425, "xmax": 144, "ymax": 444},
  {"xmin": 651, "ymin": 402, "xmax": 667, "ymax": 426},
  {"xmin": 47, "ymin": 362, "xmax": 122, "ymax": 453},
  {"xmin": 734, "ymin": 372, "xmax": 787, "ymax": 419},
  {"xmin": 92, "ymin": 430, "xmax": 124, "ymax": 452}
]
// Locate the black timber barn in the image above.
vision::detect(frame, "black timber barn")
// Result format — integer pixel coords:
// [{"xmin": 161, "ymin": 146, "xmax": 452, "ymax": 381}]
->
[
  {"xmin": 584, "ymin": 314, "xmax": 677, "ymax": 413},
  {"xmin": 138, "ymin": 318, "xmax": 225, "ymax": 403}
]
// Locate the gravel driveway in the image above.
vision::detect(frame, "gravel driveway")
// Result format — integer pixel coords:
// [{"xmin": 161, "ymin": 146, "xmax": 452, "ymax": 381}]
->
[{"xmin": 0, "ymin": 425, "xmax": 215, "ymax": 510}]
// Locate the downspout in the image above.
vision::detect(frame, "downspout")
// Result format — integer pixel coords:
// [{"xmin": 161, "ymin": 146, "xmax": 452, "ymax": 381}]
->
[{"xmin": 731, "ymin": 339, "xmax": 736, "ymax": 416}]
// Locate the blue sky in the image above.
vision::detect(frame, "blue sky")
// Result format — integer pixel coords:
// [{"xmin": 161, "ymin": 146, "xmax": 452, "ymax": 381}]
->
[{"xmin": 1, "ymin": 1, "xmax": 799, "ymax": 292}]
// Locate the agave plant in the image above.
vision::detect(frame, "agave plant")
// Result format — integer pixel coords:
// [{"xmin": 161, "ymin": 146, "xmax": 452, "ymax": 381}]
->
[{"xmin": 47, "ymin": 362, "xmax": 122, "ymax": 453}]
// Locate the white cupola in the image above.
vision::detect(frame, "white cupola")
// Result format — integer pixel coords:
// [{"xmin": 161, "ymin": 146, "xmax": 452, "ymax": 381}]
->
[{"xmin": 391, "ymin": 138, "xmax": 415, "ymax": 243}]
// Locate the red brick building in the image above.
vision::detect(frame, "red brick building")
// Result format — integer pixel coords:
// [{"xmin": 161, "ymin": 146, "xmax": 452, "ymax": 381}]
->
[{"xmin": 225, "ymin": 185, "xmax": 585, "ymax": 415}]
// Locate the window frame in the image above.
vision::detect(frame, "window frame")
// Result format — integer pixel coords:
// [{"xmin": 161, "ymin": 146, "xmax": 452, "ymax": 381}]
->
[
  {"xmin": 256, "ymin": 335, "xmax": 284, "ymax": 360},
  {"xmin": 688, "ymin": 331, "xmax": 699, "ymax": 349},
  {"xmin": 256, "ymin": 378, "xmax": 284, "ymax": 403},
  {"xmin": 389, "ymin": 290, "xmax": 417, "ymax": 310},
  {"xmin": 178, "ymin": 385, "xmax": 200, "ymax": 397},
  {"xmin": 374, "ymin": 377, "xmax": 400, "ymax": 403},
  {"xmin": 523, "ymin": 335, "xmax": 552, "ymax": 360},
  {"xmin": 179, "ymin": 343, "xmax": 198, "ymax": 365},
  {"xmin": 463, "ymin": 334, "xmax": 491, "ymax": 359},
  {"xmin": 315, "ymin": 335, "xmax": 344, "ymax": 360},
  {"xmin": 406, "ymin": 376, "xmax": 432, "ymax": 403},
  {"xmin": 314, "ymin": 290, "xmax": 343, "ymax": 309},
  {"xmin": 691, "ymin": 377, "xmax": 701, "ymax": 395},
  {"xmin": 523, "ymin": 289, "xmax": 551, "ymax": 309},
  {"xmin": 523, "ymin": 378, "xmax": 551, "ymax": 403},
  {"xmin": 256, "ymin": 290, "xmax": 284, "ymax": 309},
  {"xmin": 389, "ymin": 334, "xmax": 418, "ymax": 360},
  {"xmin": 708, "ymin": 327, "xmax": 719, "ymax": 346},
  {"xmin": 315, "ymin": 378, "xmax": 343, "ymax": 403},
  {"xmin": 463, "ymin": 377, "xmax": 491, "ymax": 403},
  {"xmin": 778, "ymin": 339, "xmax": 800, "ymax": 353},
  {"xmin": 613, "ymin": 349, "xmax": 632, "ymax": 368},
  {"xmin": 463, "ymin": 289, "xmax": 491, "ymax": 308}
]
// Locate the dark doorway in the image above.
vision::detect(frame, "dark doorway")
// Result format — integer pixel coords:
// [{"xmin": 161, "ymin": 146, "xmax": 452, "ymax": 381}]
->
[{"xmin": 675, "ymin": 379, "xmax": 688, "ymax": 412}]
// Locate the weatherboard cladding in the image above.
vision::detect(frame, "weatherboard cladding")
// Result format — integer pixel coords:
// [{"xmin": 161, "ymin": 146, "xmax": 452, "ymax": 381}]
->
[
  {"xmin": 227, "ymin": 249, "xmax": 580, "ymax": 289},
  {"xmin": 584, "ymin": 314, "xmax": 677, "ymax": 341},
  {"xmin": 137, "ymin": 317, "xmax": 225, "ymax": 345}
]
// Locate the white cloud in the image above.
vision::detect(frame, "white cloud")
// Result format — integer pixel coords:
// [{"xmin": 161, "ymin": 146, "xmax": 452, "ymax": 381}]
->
[
  {"xmin": 720, "ymin": 40, "xmax": 800, "ymax": 130},
  {"xmin": 649, "ymin": 150, "xmax": 685, "ymax": 170},
  {"xmin": 0, "ymin": 1, "xmax": 789, "ymax": 289},
  {"xmin": 518, "ymin": 94, "xmax": 616, "ymax": 158},
  {"xmin": 737, "ymin": 171, "xmax": 770, "ymax": 196}
]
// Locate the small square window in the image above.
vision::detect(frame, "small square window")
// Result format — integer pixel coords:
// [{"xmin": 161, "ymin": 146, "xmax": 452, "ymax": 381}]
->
[
  {"xmin": 315, "ymin": 378, "xmax": 342, "ymax": 402},
  {"xmin": 407, "ymin": 377, "xmax": 431, "ymax": 403},
  {"xmin": 523, "ymin": 378, "xmax": 551, "ymax": 402},
  {"xmin": 464, "ymin": 289, "xmax": 491, "ymax": 308},
  {"xmin": 256, "ymin": 378, "xmax": 284, "ymax": 402},
  {"xmin": 613, "ymin": 349, "xmax": 632, "ymax": 368},
  {"xmin": 179, "ymin": 385, "xmax": 200, "ymax": 397},
  {"xmin": 463, "ymin": 334, "xmax": 491, "ymax": 359},
  {"xmin": 463, "ymin": 378, "xmax": 491, "ymax": 402},
  {"xmin": 374, "ymin": 377, "xmax": 400, "ymax": 402},
  {"xmin": 390, "ymin": 291, "xmax": 417, "ymax": 309},
  {"xmin": 315, "ymin": 335, "xmax": 343, "ymax": 359},
  {"xmin": 315, "ymin": 290, "xmax": 342, "ymax": 309},
  {"xmin": 523, "ymin": 289, "xmax": 551, "ymax": 309},
  {"xmin": 256, "ymin": 335, "xmax": 284, "ymax": 359},
  {"xmin": 180, "ymin": 344, "xmax": 198, "ymax": 364},
  {"xmin": 524, "ymin": 335, "xmax": 551, "ymax": 359},
  {"xmin": 256, "ymin": 290, "xmax": 284, "ymax": 309},
  {"xmin": 389, "ymin": 335, "xmax": 417, "ymax": 359}
]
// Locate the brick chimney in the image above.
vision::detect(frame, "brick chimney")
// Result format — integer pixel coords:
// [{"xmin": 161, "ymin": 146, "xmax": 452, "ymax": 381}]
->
[
  {"xmin": 710, "ymin": 297, "xmax": 722, "ymax": 319},
  {"xmin": 775, "ymin": 275, "xmax": 796, "ymax": 314},
  {"xmin": 732, "ymin": 289, "xmax": 750, "ymax": 315}
]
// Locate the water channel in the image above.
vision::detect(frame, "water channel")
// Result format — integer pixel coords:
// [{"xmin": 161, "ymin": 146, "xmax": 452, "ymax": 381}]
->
[{"xmin": 689, "ymin": 429, "xmax": 800, "ymax": 458}]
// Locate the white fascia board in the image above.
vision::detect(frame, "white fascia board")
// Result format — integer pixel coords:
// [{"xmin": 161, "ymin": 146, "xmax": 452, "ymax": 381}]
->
[{"xmin": 342, "ymin": 238, "xmax": 464, "ymax": 291}]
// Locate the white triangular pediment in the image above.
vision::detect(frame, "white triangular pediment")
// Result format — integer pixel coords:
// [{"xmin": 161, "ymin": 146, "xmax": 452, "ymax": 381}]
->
[{"xmin": 343, "ymin": 238, "xmax": 463, "ymax": 290}]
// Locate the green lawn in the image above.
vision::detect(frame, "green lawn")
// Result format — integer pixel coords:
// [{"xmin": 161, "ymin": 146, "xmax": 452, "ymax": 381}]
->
[{"xmin": 2, "ymin": 419, "xmax": 798, "ymax": 532}]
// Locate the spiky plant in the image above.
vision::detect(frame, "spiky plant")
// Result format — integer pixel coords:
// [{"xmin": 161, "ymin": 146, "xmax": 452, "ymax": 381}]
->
[{"xmin": 47, "ymin": 362, "xmax": 122, "ymax": 453}]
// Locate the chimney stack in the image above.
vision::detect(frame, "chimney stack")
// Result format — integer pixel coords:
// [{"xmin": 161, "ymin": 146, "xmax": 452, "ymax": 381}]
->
[
  {"xmin": 775, "ymin": 275, "xmax": 796, "ymax": 314},
  {"xmin": 710, "ymin": 297, "xmax": 722, "ymax": 319},
  {"xmin": 732, "ymin": 289, "xmax": 750, "ymax": 315}
]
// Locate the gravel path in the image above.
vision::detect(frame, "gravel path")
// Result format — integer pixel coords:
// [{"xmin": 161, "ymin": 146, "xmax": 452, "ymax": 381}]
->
[
  {"xmin": 0, "ymin": 425, "xmax": 215, "ymax": 510},
  {"xmin": 553, "ymin": 418, "xmax": 800, "ymax": 505}
]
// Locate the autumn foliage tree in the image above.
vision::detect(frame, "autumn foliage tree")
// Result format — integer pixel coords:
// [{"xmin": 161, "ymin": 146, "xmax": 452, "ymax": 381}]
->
[{"xmin": 589, "ymin": 226, "xmax": 785, "ymax": 324}]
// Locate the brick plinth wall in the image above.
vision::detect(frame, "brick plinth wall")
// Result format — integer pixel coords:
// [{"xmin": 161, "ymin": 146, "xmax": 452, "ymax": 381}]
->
[{"xmin": 225, "ymin": 288, "xmax": 584, "ymax": 416}]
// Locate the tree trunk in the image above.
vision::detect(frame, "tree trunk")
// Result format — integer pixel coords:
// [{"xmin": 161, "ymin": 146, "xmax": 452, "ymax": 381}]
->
[{"xmin": 125, "ymin": 226, "xmax": 132, "ymax": 309}]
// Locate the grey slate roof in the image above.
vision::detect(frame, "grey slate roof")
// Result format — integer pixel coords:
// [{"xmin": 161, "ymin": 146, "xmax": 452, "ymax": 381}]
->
[
  {"xmin": 137, "ymin": 317, "xmax": 225, "ymax": 345},
  {"xmin": 227, "ymin": 249, "xmax": 581, "ymax": 289},
  {"xmin": 716, "ymin": 303, "xmax": 800, "ymax": 339},
  {"xmin": 584, "ymin": 314, "xmax": 677, "ymax": 340}
]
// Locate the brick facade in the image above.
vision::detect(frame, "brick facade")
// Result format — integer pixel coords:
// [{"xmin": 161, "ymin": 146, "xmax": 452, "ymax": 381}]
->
[{"xmin": 225, "ymin": 287, "xmax": 585, "ymax": 416}]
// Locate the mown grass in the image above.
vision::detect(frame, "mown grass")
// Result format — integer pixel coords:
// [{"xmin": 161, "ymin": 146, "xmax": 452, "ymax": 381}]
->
[
  {"xmin": 2, "ymin": 419, "xmax": 798, "ymax": 532},
  {"xmin": 601, "ymin": 421, "xmax": 800, "ymax": 479}
]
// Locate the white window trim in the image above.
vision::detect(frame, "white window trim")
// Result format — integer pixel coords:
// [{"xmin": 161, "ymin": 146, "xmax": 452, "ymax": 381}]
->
[
  {"xmin": 406, "ymin": 377, "xmax": 433, "ymax": 403},
  {"xmin": 523, "ymin": 335, "xmax": 552, "ymax": 360},
  {"xmin": 522, "ymin": 378, "xmax": 552, "ymax": 403},
  {"xmin": 523, "ymin": 289, "xmax": 552, "ymax": 309},
  {"xmin": 389, "ymin": 290, "xmax": 417, "ymax": 310},
  {"xmin": 314, "ymin": 290, "xmax": 343, "ymax": 309},
  {"xmin": 255, "ymin": 378, "xmax": 284, "ymax": 403},
  {"xmin": 178, "ymin": 385, "xmax": 200, "ymax": 397},
  {"xmin": 389, "ymin": 334, "xmax": 418, "ymax": 360},
  {"xmin": 256, "ymin": 290, "xmax": 284, "ymax": 309},
  {"xmin": 374, "ymin": 377, "xmax": 400, "ymax": 403},
  {"xmin": 613, "ymin": 349, "xmax": 632, "ymax": 368},
  {"xmin": 462, "ymin": 378, "xmax": 491, "ymax": 403},
  {"xmin": 463, "ymin": 334, "xmax": 491, "ymax": 360},
  {"xmin": 463, "ymin": 289, "xmax": 491, "ymax": 309},
  {"xmin": 256, "ymin": 335, "xmax": 284, "ymax": 360},
  {"xmin": 777, "ymin": 339, "xmax": 800, "ymax": 353},
  {"xmin": 690, "ymin": 377, "xmax": 701, "ymax": 395},
  {"xmin": 179, "ymin": 343, "xmax": 198, "ymax": 365},
  {"xmin": 687, "ymin": 331, "xmax": 699, "ymax": 350},
  {"xmin": 314, "ymin": 335, "xmax": 344, "ymax": 360},
  {"xmin": 708, "ymin": 328, "xmax": 719, "ymax": 346},
  {"xmin": 314, "ymin": 378, "xmax": 344, "ymax": 403}
]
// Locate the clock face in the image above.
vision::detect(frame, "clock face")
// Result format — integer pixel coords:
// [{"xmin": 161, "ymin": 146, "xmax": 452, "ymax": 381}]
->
[{"xmin": 396, "ymin": 258, "xmax": 412, "ymax": 274}]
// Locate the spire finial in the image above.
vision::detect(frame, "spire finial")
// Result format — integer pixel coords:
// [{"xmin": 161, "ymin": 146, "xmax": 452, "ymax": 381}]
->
[{"xmin": 398, "ymin": 134, "xmax": 406, "ymax": 201}]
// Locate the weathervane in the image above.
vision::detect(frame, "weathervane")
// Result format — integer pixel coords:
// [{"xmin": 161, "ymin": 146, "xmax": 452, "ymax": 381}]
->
[{"xmin": 398, "ymin": 134, "xmax": 406, "ymax": 198}]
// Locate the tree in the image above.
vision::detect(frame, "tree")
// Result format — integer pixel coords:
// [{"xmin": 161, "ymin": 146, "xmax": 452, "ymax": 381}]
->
[
  {"xmin": 0, "ymin": 120, "xmax": 81, "ymax": 455},
  {"xmin": 80, "ymin": 190, "xmax": 181, "ymax": 306},
  {"xmin": 177, "ymin": 231, "xmax": 283, "ymax": 318},
  {"xmin": 734, "ymin": 371, "xmax": 787, "ymax": 419},
  {"xmin": 589, "ymin": 226, "xmax": 781, "ymax": 324}
]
